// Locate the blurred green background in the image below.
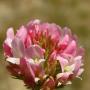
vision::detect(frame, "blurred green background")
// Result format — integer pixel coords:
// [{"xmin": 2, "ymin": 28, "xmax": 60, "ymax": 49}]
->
[{"xmin": 0, "ymin": 0, "xmax": 90, "ymax": 90}]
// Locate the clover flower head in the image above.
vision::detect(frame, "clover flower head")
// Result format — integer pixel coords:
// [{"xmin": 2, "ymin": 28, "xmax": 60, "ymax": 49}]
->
[{"xmin": 3, "ymin": 19, "xmax": 84, "ymax": 90}]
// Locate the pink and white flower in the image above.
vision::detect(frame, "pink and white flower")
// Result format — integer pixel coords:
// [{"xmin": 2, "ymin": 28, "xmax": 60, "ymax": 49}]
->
[{"xmin": 3, "ymin": 19, "xmax": 84, "ymax": 90}]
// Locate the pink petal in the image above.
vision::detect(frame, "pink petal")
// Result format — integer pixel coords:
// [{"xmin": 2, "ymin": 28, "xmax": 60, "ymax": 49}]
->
[
  {"xmin": 63, "ymin": 27, "xmax": 72, "ymax": 37},
  {"xmin": 25, "ymin": 34, "xmax": 32, "ymax": 48},
  {"xmin": 56, "ymin": 56, "xmax": 68, "ymax": 72},
  {"xmin": 20, "ymin": 58, "xmax": 35, "ymax": 87},
  {"xmin": 6, "ymin": 27, "xmax": 14, "ymax": 39},
  {"xmin": 56, "ymin": 72, "xmax": 73, "ymax": 85},
  {"xmin": 49, "ymin": 24, "xmax": 61, "ymax": 40},
  {"xmin": 30, "ymin": 63, "xmax": 45, "ymax": 77},
  {"xmin": 11, "ymin": 38, "xmax": 25, "ymax": 58},
  {"xmin": 77, "ymin": 47, "xmax": 85, "ymax": 56},
  {"xmin": 61, "ymin": 34, "xmax": 70, "ymax": 45},
  {"xmin": 4, "ymin": 28, "xmax": 14, "ymax": 47},
  {"xmin": 49, "ymin": 50, "xmax": 57, "ymax": 61},
  {"xmin": 41, "ymin": 23, "xmax": 61, "ymax": 40},
  {"xmin": 25, "ymin": 45, "xmax": 44, "ymax": 59},
  {"xmin": 77, "ymin": 68, "xmax": 84, "ymax": 76},
  {"xmin": 64, "ymin": 40, "xmax": 77, "ymax": 55},
  {"xmin": 3, "ymin": 43, "xmax": 12, "ymax": 57},
  {"xmin": 42, "ymin": 76, "xmax": 55, "ymax": 90},
  {"xmin": 16, "ymin": 26, "xmax": 27, "ymax": 43},
  {"xmin": 57, "ymin": 34, "xmax": 70, "ymax": 51},
  {"xmin": 28, "ymin": 58, "xmax": 45, "ymax": 78},
  {"xmin": 73, "ymin": 57, "xmax": 82, "ymax": 75},
  {"xmin": 27, "ymin": 19, "xmax": 40, "ymax": 27}
]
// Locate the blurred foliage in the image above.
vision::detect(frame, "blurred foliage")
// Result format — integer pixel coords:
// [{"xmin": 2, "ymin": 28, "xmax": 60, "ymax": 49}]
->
[{"xmin": 0, "ymin": 0, "xmax": 90, "ymax": 90}]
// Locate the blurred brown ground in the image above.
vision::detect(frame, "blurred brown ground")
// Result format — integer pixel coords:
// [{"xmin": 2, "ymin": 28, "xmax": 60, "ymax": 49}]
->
[{"xmin": 0, "ymin": 0, "xmax": 90, "ymax": 90}]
